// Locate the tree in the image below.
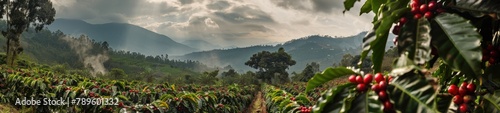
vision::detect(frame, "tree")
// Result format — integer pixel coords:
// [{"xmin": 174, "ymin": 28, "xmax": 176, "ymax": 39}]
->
[
  {"xmin": 300, "ymin": 62, "xmax": 320, "ymax": 82},
  {"xmin": 291, "ymin": 62, "xmax": 320, "ymax": 82},
  {"xmin": 245, "ymin": 47, "xmax": 296, "ymax": 83},
  {"xmin": 0, "ymin": 0, "xmax": 56, "ymax": 66},
  {"xmin": 108, "ymin": 68, "xmax": 127, "ymax": 79},
  {"xmin": 221, "ymin": 69, "xmax": 238, "ymax": 77}
]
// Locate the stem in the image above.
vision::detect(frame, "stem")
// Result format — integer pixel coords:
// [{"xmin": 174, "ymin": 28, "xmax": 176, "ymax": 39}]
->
[{"xmin": 437, "ymin": 90, "xmax": 490, "ymax": 97}]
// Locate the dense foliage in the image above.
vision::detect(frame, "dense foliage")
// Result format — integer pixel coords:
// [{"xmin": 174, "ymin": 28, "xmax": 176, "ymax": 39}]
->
[
  {"xmin": 0, "ymin": 25, "xmax": 219, "ymax": 83},
  {"xmin": 301, "ymin": 0, "xmax": 500, "ymax": 112},
  {"xmin": 0, "ymin": 64, "xmax": 257, "ymax": 113},
  {"xmin": 245, "ymin": 47, "xmax": 296, "ymax": 84}
]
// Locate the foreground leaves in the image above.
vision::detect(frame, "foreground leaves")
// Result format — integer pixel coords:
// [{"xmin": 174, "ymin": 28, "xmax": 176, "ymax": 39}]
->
[
  {"xmin": 398, "ymin": 18, "xmax": 432, "ymax": 65},
  {"xmin": 483, "ymin": 90, "xmax": 500, "ymax": 113},
  {"xmin": 454, "ymin": 0, "xmax": 500, "ymax": 14},
  {"xmin": 306, "ymin": 67, "xmax": 358, "ymax": 92},
  {"xmin": 313, "ymin": 83, "xmax": 382, "ymax": 113},
  {"xmin": 387, "ymin": 73, "xmax": 438, "ymax": 113},
  {"xmin": 430, "ymin": 13, "xmax": 482, "ymax": 78}
]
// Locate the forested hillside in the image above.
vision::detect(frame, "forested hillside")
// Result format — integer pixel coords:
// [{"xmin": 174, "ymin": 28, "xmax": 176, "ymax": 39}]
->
[
  {"xmin": 177, "ymin": 32, "xmax": 395, "ymax": 73},
  {"xmin": 47, "ymin": 19, "xmax": 198, "ymax": 56},
  {"xmin": 0, "ymin": 21, "xmax": 213, "ymax": 82}
]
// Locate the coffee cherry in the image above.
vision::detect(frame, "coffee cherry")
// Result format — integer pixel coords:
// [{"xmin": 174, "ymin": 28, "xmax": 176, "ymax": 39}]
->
[
  {"xmin": 463, "ymin": 95, "xmax": 472, "ymax": 103},
  {"xmin": 488, "ymin": 45, "xmax": 494, "ymax": 50},
  {"xmin": 364, "ymin": 74, "xmax": 374, "ymax": 84},
  {"xmin": 428, "ymin": 1, "xmax": 437, "ymax": 10},
  {"xmin": 453, "ymin": 95, "xmax": 463, "ymax": 104},
  {"xmin": 375, "ymin": 73, "xmax": 385, "ymax": 83},
  {"xmin": 392, "ymin": 25, "xmax": 401, "ymax": 35},
  {"xmin": 349, "ymin": 75, "xmax": 357, "ymax": 83},
  {"xmin": 420, "ymin": 4, "xmax": 428, "ymax": 13},
  {"xmin": 379, "ymin": 91, "xmax": 388, "ymax": 101},
  {"xmin": 466, "ymin": 83, "xmax": 475, "ymax": 93},
  {"xmin": 383, "ymin": 101, "xmax": 393, "ymax": 110},
  {"xmin": 424, "ymin": 12, "xmax": 433, "ymax": 19},
  {"xmin": 356, "ymin": 76, "xmax": 364, "ymax": 84},
  {"xmin": 357, "ymin": 84, "xmax": 367, "ymax": 92},
  {"xmin": 490, "ymin": 50, "xmax": 498, "ymax": 57},
  {"xmin": 483, "ymin": 55, "xmax": 490, "ymax": 62},
  {"xmin": 459, "ymin": 86, "xmax": 468, "ymax": 96},
  {"xmin": 459, "ymin": 104, "xmax": 468, "ymax": 113},
  {"xmin": 411, "ymin": 7, "xmax": 420, "ymax": 14},
  {"xmin": 489, "ymin": 58, "xmax": 496, "ymax": 64},
  {"xmin": 460, "ymin": 82, "xmax": 468, "ymax": 88},
  {"xmin": 411, "ymin": 1, "xmax": 419, "ymax": 9},
  {"xmin": 414, "ymin": 14, "xmax": 423, "ymax": 19},
  {"xmin": 399, "ymin": 17, "xmax": 408, "ymax": 24},
  {"xmin": 372, "ymin": 83, "xmax": 380, "ymax": 92},
  {"xmin": 448, "ymin": 84, "xmax": 459, "ymax": 96},
  {"xmin": 379, "ymin": 81, "xmax": 387, "ymax": 91}
]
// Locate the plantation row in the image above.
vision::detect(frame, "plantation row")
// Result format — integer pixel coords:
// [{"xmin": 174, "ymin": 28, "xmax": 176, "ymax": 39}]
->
[
  {"xmin": 0, "ymin": 65, "xmax": 257, "ymax": 113},
  {"xmin": 262, "ymin": 77, "xmax": 348, "ymax": 113}
]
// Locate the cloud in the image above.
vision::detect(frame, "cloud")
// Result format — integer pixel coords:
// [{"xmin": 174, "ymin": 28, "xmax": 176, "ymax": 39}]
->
[
  {"xmin": 310, "ymin": 0, "xmax": 343, "ymax": 13},
  {"xmin": 51, "ymin": 0, "xmax": 374, "ymax": 48},
  {"xmin": 270, "ymin": 0, "xmax": 310, "ymax": 11},
  {"xmin": 206, "ymin": 1, "xmax": 230, "ymax": 10},
  {"xmin": 52, "ymin": 0, "xmax": 178, "ymax": 23},
  {"xmin": 178, "ymin": 0, "xmax": 194, "ymax": 5}
]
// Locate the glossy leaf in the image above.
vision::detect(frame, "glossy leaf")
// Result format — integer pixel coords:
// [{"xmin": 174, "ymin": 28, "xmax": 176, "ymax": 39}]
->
[
  {"xmin": 360, "ymin": 0, "xmax": 372, "ymax": 15},
  {"xmin": 398, "ymin": 18, "xmax": 432, "ymax": 65},
  {"xmin": 454, "ymin": 0, "xmax": 500, "ymax": 14},
  {"xmin": 483, "ymin": 90, "xmax": 500, "ymax": 113},
  {"xmin": 305, "ymin": 67, "xmax": 358, "ymax": 92},
  {"xmin": 391, "ymin": 53, "xmax": 417, "ymax": 75},
  {"xmin": 313, "ymin": 83, "xmax": 353, "ymax": 113},
  {"xmin": 360, "ymin": 0, "xmax": 409, "ymax": 73},
  {"xmin": 430, "ymin": 13, "xmax": 482, "ymax": 77},
  {"xmin": 343, "ymin": 0, "xmax": 359, "ymax": 13},
  {"xmin": 347, "ymin": 91, "xmax": 383, "ymax": 113},
  {"xmin": 387, "ymin": 73, "xmax": 438, "ymax": 113}
]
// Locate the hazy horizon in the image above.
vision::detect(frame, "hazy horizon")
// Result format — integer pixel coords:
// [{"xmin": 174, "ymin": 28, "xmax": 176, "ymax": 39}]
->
[{"xmin": 50, "ymin": 0, "xmax": 374, "ymax": 48}]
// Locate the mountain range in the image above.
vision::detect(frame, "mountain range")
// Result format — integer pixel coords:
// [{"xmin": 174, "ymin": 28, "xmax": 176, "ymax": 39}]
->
[
  {"xmin": 175, "ymin": 32, "xmax": 395, "ymax": 73},
  {"xmin": 47, "ymin": 18, "xmax": 395, "ymax": 73},
  {"xmin": 47, "ymin": 19, "xmax": 197, "ymax": 56}
]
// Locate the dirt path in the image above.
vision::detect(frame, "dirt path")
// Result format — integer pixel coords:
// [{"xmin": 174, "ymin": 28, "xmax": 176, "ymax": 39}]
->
[{"xmin": 247, "ymin": 91, "xmax": 267, "ymax": 113}]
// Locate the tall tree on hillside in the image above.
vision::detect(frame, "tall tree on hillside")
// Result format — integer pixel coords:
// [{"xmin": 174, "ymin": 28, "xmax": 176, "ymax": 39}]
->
[
  {"xmin": 300, "ymin": 62, "xmax": 320, "ymax": 82},
  {"xmin": 245, "ymin": 47, "xmax": 296, "ymax": 83},
  {"xmin": 0, "ymin": 0, "xmax": 56, "ymax": 66}
]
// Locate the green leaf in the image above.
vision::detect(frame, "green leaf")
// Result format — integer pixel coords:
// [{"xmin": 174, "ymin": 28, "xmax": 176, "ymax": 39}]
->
[
  {"xmin": 436, "ymin": 96, "xmax": 453, "ymax": 113},
  {"xmin": 313, "ymin": 83, "xmax": 353, "ymax": 113},
  {"xmin": 360, "ymin": 0, "xmax": 372, "ymax": 15},
  {"xmin": 387, "ymin": 72, "xmax": 438, "ymax": 113},
  {"xmin": 305, "ymin": 67, "xmax": 358, "ymax": 92},
  {"xmin": 343, "ymin": 0, "xmax": 359, "ymax": 13},
  {"xmin": 391, "ymin": 53, "xmax": 417, "ymax": 75},
  {"xmin": 347, "ymin": 91, "xmax": 383, "ymax": 113},
  {"xmin": 371, "ymin": 0, "xmax": 386, "ymax": 14},
  {"xmin": 454, "ymin": 0, "xmax": 500, "ymax": 14},
  {"xmin": 483, "ymin": 90, "xmax": 500, "ymax": 113},
  {"xmin": 360, "ymin": 0, "xmax": 409, "ymax": 73},
  {"xmin": 359, "ymin": 29, "xmax": 376, "ymax": 67},
  {"xmin": 398, "ymin": 18, "xmax": 432, "ymax": 65},
  {"xmin": 430, "ymin": 13, "xmax": 482, "ymax": 77}
]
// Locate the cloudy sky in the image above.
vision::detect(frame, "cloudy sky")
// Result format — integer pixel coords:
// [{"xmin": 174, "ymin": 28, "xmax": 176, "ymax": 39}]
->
[{"xmin": 50, "ymin": 0, "xmax": 374, "ymax": 47}]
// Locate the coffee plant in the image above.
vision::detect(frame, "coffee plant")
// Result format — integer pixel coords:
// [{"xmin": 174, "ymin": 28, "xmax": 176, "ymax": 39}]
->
[
  {"xmin": 0, "ymin": 65, "xmax": 256, "ymax": 113},
  {"xmin": 304, "ymin": 0, "xmax": 500, "ymax": 112}
]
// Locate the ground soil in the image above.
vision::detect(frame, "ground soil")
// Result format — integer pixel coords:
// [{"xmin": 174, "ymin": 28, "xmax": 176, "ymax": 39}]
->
[{"xmin": 246, "ymin": 91, "xmax": 267, "ymax": 113}]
